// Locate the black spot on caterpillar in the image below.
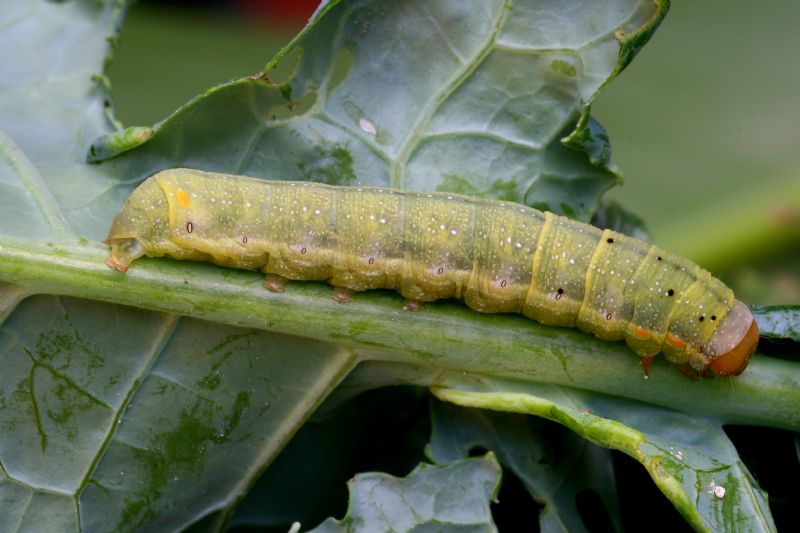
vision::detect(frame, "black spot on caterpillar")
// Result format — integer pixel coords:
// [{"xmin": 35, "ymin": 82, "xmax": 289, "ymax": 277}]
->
[{"xmin": 106, "ymin": 169, "xmax": 759, "ymax": 376}]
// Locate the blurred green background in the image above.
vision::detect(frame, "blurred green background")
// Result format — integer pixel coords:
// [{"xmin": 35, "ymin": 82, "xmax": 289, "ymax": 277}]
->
[{"xmin": 107, "ymin": 0, "xmax": 800, "ymax": 305}]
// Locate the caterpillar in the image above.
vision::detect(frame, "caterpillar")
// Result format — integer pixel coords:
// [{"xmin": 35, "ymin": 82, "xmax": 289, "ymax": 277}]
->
[{"xmin": 106, "ymin": 168, "xmax": 759, "ymax": 376}]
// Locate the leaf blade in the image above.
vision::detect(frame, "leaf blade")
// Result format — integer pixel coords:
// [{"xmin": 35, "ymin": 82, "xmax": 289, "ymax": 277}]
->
[{"xmin": 431, "ymin": 378, "xmax": 776, "ymax": 533}]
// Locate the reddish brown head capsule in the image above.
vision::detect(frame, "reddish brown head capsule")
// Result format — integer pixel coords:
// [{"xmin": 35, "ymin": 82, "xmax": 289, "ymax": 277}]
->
[{"xmin": 704, "ymin": 301, "xmax": 759, "ymax": 376}]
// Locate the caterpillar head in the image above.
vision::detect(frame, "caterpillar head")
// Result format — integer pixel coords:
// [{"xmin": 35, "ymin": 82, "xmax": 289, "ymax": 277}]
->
[{"xmin": 703, "ymin": 300, "xmax": 759, "ymax": 376}]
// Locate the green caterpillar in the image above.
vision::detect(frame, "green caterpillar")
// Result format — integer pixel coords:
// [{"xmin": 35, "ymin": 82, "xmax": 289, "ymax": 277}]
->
[{"xmin": 106, "ymin": 168, "xmax": 758, "ymax": 376}]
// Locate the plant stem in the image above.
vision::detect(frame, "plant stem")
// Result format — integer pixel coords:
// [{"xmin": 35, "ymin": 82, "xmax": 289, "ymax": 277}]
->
[{"xmin": 1, "ymin": 236, "xmax": 798, "ymax": 430}]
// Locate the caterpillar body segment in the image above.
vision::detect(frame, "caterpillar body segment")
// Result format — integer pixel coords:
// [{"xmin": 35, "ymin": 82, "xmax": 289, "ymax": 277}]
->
[{"xmin": 107, "ymin": 169, "xmax": 758, "ymax": 375}]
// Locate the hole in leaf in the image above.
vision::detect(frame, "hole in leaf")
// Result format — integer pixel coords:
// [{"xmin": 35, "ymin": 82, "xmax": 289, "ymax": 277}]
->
[
  {"xmin": 491, "ymin": 466, "xmax": 541, "ymax": 531},
  {"xmin": 576, "ymin": 490, "xmax": 615, "ymax": 532}
]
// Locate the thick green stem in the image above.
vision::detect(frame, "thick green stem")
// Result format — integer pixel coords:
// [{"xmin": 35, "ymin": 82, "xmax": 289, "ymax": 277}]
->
[{"xmin": 1, "ymin": 236, "xmax": 798, "ymax": 430}]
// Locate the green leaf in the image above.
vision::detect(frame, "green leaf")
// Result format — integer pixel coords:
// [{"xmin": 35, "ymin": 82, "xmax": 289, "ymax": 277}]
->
[
  {"xmin": 86, "ymin": 0, "xmax": 671, "ymax": 222},
  {"xmin": 311, "ymin": 453, "xmax": 502, "ymax": 533},
  {"xmin": 0, "ymin": 295, "xmax": 356, "ymax": 531},
  {"xmin": 591, "ymin": 200, "xmax": 650, "ymax": 241},
  {"xmin": 427, "ymin": 399, "xmax": 621, "ymax": 533},
  {"xmin": 431, "ymin": 378, "xmax": 776, "ymax": 533},
  {"xmin": 0, "ymin": 0, "xmax": 128, "ymax": 240},
  {"xmin": 753, "ymin": 306, "xmax": 800, "ymax": 342},
  {"xmin": 228, "ymin": 386, "xmax": 432, "ymax": 530}
]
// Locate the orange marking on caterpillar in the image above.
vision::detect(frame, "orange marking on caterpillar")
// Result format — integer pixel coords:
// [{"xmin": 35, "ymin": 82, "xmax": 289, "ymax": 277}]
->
[
  {"xmin": 176, "ymin": 189, "xmax": 190, "ymax": 208},
  {"xmin": 666, "ymin": 333, "xmax": 686, "ymax": 349},
  {"xmin": 635, "ymin": 326, "xmax": 652, "ymax": 339}
]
